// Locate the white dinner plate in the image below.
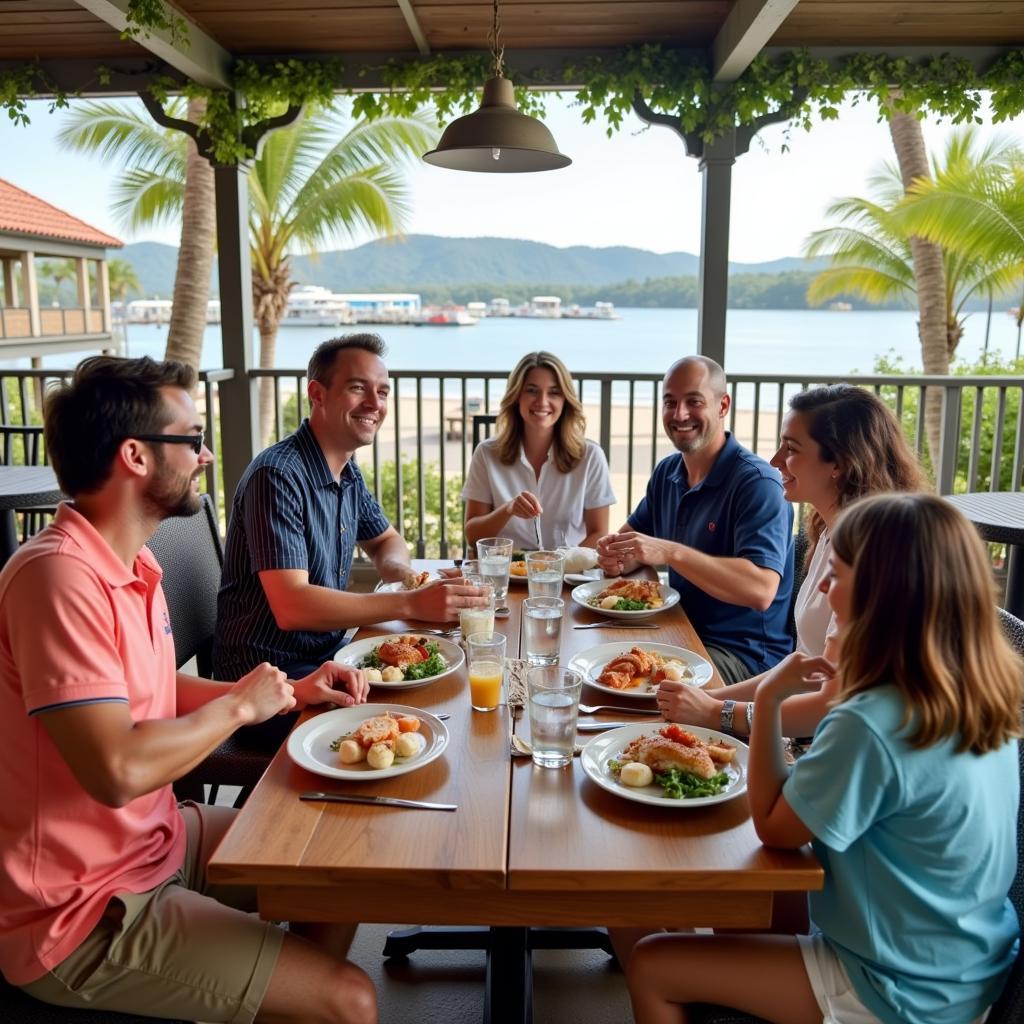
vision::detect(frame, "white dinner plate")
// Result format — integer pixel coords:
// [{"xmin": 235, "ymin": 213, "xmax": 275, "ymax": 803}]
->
[
  {"xmin": 507, "ymin": 563, "xmax": 529, "ymax": 584},
  {"xmin": 568, "ymin": 642, "xmax": 713, "ymax": 698},
  {"xmin": 287, "ymin": 704, "xmax": 449, "ymax": 781},
  {"xmin": 334, "ymin": 634, "xmax": 464, "ymax": 690},
  {"xmin": 581, "ymin": 724, "xmax": 747, "ymax": 808},
  {"xmin": 374, "ymin": 575, "xmax": 437, "ymax": 593},
  {"xmin": 570, "ymin": 579, "xmax": 680, "ymax": 619},
  {"xmin": 564, "ymin": 569, "xmax": 603, "ymax": 585}
]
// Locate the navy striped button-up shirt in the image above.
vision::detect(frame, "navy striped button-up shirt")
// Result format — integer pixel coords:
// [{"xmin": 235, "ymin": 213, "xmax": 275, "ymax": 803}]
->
[{"xmin": 213, "ymin": 420, "xmax": 391, "ymax": 679}]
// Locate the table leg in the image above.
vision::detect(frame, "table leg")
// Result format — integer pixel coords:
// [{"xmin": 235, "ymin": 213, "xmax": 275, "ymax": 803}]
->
[
  {"xmin": 484, "ymin": 927, "xmax": 531, "ymax": 1024},
  {"xmin": 0, "ymin": 510, "xmax": 19, "ymax": 568},
  {"xmin": 1004, "ymin": 543, "xmax": 1024, "ymax": 620}
]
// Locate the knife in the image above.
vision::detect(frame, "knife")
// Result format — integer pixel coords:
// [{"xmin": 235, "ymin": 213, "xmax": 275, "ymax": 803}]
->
[
  {"xmin": 575, "ymin": 720, "xmax": 661, "ymax": 732},
  {"xmin": 300, "ymin": 791, "xmax": 457, "ymax": 811}
]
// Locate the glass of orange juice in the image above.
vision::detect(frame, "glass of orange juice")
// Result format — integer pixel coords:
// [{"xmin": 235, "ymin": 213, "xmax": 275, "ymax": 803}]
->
[{"xmin": 466, "ymin": 631, "xmax": 505, "ymax": 712}]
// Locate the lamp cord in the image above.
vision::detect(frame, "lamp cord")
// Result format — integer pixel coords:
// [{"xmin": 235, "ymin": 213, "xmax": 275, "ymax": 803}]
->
[{"xmin": 489, "ymin": 0, "xmax": 505, "ymax": 78}]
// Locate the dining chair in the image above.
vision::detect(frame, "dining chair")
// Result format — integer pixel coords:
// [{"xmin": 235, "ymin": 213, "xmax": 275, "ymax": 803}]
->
[
  {"xmin": 471, "ymin": 412, "xmax": 498, "ymax": 450},
  {"xmin": 147, "ymin": 494, "xmax": 272, "ymax": 807},
  {"xmin": 785, "ymin": 528, "xmax": 809, "ymax": 646}
]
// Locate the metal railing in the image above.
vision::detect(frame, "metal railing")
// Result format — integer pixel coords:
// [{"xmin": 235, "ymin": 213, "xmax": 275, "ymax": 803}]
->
[
  {"xmin": 249, "ymin": 368, "xmax": 1024, "ymax": 558},
  {"xmin": 0, "ymin": 368, "xmax": 234, "ymax": 535},
  {"xmin": 0, "ymin": 365, "xmax": 1019, "ymax": 556}
]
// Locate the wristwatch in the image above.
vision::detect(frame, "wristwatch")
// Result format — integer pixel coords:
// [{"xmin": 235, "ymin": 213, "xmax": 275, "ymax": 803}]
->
[{"xmin": 720, "ymin": 699, "xmax": 737, "ymax": 734}]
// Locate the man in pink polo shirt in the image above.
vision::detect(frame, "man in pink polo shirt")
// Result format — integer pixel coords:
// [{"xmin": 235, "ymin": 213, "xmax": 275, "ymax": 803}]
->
[{"xmin": 0, "ymin": 356, "xmax": 376, "ymax": 1023}]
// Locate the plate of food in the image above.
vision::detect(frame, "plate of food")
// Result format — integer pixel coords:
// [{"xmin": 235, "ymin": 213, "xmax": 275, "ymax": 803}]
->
[
  {"xmin": 581, "ymin": 723, "xmax": 746, "ymax": 807},
  {"xmin": 507, "ymin": 550, "xmax": 531, "ymax": 583},
  {"xmin": 570, "ymin": 578, "xmax": 680, "ymax": 618},
  {"xmin": 569, "ymin": 642, "xmax": 713, "ymax": 698},
  {"xmin": 287, "ymin": 704, "xmax": 449, "ymax": 781},
  {"xmin": 374, "ymin": 570, "xmax": 436, "ymax": 593},
  {"xmin": 334, "ymin": 634, "xmax": 463, "ymax": 689},
  {"xmin": 564, "ymin": 568, "xmax": 603, "ymax": 585}
]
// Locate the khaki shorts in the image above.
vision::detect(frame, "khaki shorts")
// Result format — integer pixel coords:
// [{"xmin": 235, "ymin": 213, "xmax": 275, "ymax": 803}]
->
[{"xmin": 20, "ymin": 802, "xmax": 284, "ymax": 1024}]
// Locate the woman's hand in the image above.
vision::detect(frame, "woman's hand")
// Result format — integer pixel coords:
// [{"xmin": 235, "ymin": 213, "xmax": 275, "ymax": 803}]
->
[
  {"xmin": 656, "ymin": 678, "xmax": 719, "ymax": 729},
  {"xmin": 757, "ymin": 652, "xmax": 836, "ymax": 704},
  {"xmin": 507, "ymin": 490, "xmax": 543, "ymax": 521}
]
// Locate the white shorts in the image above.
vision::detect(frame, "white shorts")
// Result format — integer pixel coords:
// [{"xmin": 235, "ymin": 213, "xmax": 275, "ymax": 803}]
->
[{"xmin": 797, "ymin": 933, "xmax": 990, "ymax": 1024}]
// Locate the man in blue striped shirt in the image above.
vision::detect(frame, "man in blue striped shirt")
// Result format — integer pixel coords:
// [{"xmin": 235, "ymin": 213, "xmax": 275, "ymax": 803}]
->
[{"xmin": 214, "ymin": 334, "xmax": 487, "ymax": 680}]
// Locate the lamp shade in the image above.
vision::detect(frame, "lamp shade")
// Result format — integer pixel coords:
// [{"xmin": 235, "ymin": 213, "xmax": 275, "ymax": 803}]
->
[{"xmin": 423, "ymin": 77, "xmax": 571, "ymax": 173}]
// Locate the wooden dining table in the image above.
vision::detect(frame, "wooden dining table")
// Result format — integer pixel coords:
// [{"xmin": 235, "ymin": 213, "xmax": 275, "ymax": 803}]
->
[{"xmin": 208, "ymin": 561, "xmax": 822, "ymax": 1021}]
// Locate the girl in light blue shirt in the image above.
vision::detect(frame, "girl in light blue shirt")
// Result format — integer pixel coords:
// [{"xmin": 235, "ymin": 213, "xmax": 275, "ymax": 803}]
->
[{"xmin": 627, "ymin": 493, "xmax": 1021, "ymax": 1024}]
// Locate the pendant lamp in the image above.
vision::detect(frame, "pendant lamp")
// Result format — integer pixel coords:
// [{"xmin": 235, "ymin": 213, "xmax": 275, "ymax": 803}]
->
[{"xmin": 423, "ymin": 0, "xmax": 571, "ymax": 173}]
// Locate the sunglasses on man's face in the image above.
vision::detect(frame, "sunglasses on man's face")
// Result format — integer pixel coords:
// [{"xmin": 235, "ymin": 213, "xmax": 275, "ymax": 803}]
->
[{"xmin": 134, "ymin": 431, "xmax": 206, "ymax": 455}]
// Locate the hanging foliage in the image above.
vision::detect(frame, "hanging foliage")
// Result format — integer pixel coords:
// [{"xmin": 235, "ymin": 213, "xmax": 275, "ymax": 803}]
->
[{"xmin": 3, "ymin": 30, "xmax": 1024, "ymax": 161}]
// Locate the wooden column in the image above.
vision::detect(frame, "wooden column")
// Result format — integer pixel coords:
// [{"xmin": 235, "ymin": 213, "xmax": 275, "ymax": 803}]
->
[
  {"xmin": 214, "ymin": 164, "xmax": 260, "ymax": 506},
  {"xmin": 2, "ymin": 259, "xmax": 17, "ymax": 306},
  {"xmin": 21, "ymin": 252, "xmax": 41, "ymax": 337},
  {"xmin": 98, "ymin": 258, "xmax": 112, "ymax": 334}
]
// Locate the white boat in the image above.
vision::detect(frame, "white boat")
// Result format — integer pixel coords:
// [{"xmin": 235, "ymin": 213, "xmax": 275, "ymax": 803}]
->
[
  {"xmin": 528, "ymin": 295, "xmax": 562, "ymax": 318},
  {"xmin": 126, "ymin": 299, "xmax": 173, "ymax": 324},
  {"xmin": 563, "ymin": 300, "xmax": 620, "ymax": 320},
  {"xmin": 284, "ymin": 285, "xmax": 355, "ymax": 327},
  {"xmin": 488, "ymin": 297, "xmax": 511, "ymax": 317}
]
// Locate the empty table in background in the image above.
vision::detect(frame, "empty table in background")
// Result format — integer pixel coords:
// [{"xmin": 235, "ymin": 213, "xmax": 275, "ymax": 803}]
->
[
  {"xmin": 944, "ymin": 491, "xmax": 1024, "ymax": 619},
  {"xmin": 0, "ymin": 466, "xmax": 64, "ymax": 567}
]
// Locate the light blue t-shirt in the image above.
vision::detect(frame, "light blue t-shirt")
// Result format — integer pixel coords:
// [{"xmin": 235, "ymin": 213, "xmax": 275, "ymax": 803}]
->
[{"xmin": 784, "ymin": 686, "xmax": 1019, "ymax": 1024}]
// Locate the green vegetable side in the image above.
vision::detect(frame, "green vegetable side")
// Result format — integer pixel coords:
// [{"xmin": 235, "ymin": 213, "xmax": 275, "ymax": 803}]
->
[
  {"xmin": 358, "ymin": 639, "xmax": 446, "ymax": 680},
  {"xmin": 588, "ymin": 596, "xmax": 650, "ymax": 611},
  {"xmin": 609, "ymin": 759, "xmax": 729, "ymax": 800}
]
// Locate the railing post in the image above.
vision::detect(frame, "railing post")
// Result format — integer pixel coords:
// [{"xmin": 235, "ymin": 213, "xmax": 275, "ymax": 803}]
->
[
  {"xmin": 599, "ymin": 379, "xmax": 612, "ymax": 458},
  {"xmin": 936, "ymin": 384, "xmax": 962, "ymax": 495}
]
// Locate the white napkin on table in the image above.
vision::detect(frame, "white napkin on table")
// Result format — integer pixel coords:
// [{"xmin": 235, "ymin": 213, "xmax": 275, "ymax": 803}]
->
[{"xmin": 557, "ymin": 546, "xmax": 599, "ymax": 574}]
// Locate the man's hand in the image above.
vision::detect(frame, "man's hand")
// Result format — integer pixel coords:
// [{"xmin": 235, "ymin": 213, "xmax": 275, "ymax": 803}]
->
[
  {"xmin": 757, "ymin": 652, "xmax": 836, "ymax": 704},
  {"xmin": 507, "ymin": 490, "xmax": 543, "ymax": 521},
  {"xmin": 292, "ymin": 662, "xmax": 369, "ymax": 709},
  {"xmin": 409, "ymin": 578, "xmax": 489, "ymax": 622},
  {"xmin": 228, "ymin": 662, "xmax": 296, "ymax": 724}
]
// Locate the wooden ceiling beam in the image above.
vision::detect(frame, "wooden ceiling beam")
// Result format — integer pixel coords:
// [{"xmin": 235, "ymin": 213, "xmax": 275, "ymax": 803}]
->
[
  {"xmin": 395, "ymin": 0, "xmax": 430, "ymax": 56},
  {"xmin": 713, "ymin": 0, "xmax": 800, "ymax": 81},
  {"xmin": 71, "ymin": 0, "xmax": 233, "ymax": 88}
]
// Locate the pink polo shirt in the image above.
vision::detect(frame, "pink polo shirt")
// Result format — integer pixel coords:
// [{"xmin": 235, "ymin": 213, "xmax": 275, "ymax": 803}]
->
[{"xmin": 0, "ymin": 503, "xmax": 185, "ymax": 985}]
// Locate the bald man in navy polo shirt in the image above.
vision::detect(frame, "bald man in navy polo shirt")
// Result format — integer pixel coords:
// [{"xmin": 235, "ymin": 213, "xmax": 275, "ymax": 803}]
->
[{"xmin": 597, "ymin": 356, "xmax": 793, "ymax": 685}]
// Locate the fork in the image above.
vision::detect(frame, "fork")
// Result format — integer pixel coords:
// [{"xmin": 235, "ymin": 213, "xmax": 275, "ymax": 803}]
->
[
  {"xmin": 408, "ymin": 626, "xmax": 460, "ymax": 637},
  {"xmin": 578, "ymin": 703, "xmax": 659, "ymax": 715},
  {"xmin": 573, "ymin": 619, "xmax": 658, "ymax": 630}
]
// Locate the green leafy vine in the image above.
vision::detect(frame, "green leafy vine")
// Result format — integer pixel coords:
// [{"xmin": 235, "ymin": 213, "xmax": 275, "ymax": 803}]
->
[
  {"xmin": 2, "ymin": 42, "xmax": 1023, "ymax": 162},
  {"xmin": 121, "ymin": 0, "xmax": 190, "ymax": 47}
]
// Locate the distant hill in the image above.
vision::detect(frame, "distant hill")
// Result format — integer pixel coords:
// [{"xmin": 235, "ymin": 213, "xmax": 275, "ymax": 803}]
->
[{"xmin": 120, "ymin": 235, "xmax": 830, "ymax": 300}]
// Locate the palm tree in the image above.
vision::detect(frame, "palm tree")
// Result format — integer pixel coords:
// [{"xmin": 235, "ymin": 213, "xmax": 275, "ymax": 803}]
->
[
  {"xmin": 805, "ymin": 126, "xmax": 1024, "ymax": 459},
  {"xmin": 247, "ymin": 109, "xmax": 436, "ymax": 439},
  {"xmin": 38, "ymin": 258, "xmax": 75, "ymax": 305},
  {"xmin": 106, "ymin": 256, "xmax": 141, "ymax": 354},
  {"xmin": 58, "ymin": 99, "xmax": 435, "ymax": 439}
]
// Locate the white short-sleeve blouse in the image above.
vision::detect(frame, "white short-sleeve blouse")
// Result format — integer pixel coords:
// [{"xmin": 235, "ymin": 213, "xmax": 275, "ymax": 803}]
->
[{"xmin": 461, "ymin": 438, "xmax": 616, "ymax": 550}]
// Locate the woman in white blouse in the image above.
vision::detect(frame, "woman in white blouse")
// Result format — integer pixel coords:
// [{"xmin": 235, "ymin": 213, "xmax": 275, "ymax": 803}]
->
[
  {"xmin": 462, "ymin": 352, "xmax": 615, "ymax": 549},
  {"xmin": 658, "ymin": 384, "xmax": 927, "ymax": 736}
]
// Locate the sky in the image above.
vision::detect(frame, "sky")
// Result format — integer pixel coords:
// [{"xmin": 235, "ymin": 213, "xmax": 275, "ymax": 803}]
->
[{"xmin": 1, "ymin": 93, "xmax": 1022, "ymax": 264}]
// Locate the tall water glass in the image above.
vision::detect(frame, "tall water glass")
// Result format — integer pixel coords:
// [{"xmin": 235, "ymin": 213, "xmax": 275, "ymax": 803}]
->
[
  {"xmin": 477, "ymin": 537, "xmax": 513, "ymax": 606},
  {"xmin": 523, "ymin": 596, "xmax": 563, "ymax": 666},
  {"xmin": 466, "ymin": 631, "xmax": 505, "ymax": 712},
  {"xmin": 527, "ymin": 666, "xmax": 583, "ymax": 768},
  {"xmin": 526, "ymin": 550, "xmax": 565, "ymax": 598},
  {"xmin": 459, "ymin": 576, "xmax": 495, "ymax": 640}
]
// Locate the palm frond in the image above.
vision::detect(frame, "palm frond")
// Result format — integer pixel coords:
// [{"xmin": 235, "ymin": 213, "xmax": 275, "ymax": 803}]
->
[
  {"xmin": 57, "ymin": 100, "xmax": 188, "ymax": 178},
  {"xmin": 807, "ymin": 265, "xmax": 914, "ymax": 307},
  {"xmin": 111, "ymin": 169, "xmax": 186, "ymax": 231}
]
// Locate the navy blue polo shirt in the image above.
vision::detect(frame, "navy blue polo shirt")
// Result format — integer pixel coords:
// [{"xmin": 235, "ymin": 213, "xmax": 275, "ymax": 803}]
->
[
  {"xmin": 628, "ymin": 433, "xmax": 794, "ymax": 674},
  {"xmin": 213, "ymin": 419, "xmax": 391, "ymax": 679}
]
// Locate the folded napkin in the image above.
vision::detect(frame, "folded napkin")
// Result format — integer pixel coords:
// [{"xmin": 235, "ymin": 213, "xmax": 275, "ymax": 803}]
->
[{"xmin": 557, "ymin": 545, "xmax": 599, "ymax": 574}]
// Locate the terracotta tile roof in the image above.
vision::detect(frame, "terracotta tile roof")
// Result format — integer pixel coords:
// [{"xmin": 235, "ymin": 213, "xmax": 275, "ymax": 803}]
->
[{"xmin": 0, "ymin": 178, "xmax": 123, "ymax": 250}]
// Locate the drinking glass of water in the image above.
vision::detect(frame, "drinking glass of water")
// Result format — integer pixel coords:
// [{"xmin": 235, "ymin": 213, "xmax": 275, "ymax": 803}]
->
[
  {"xmin": 527, "ymin": 666, "xmax": 583, "ymax": 768},
  {"xmin": 526, "ymin": 550, "xmax": 565, "ymax": 598},
  {"xmin": 523, "ymin": 596, "xmax": 563, "ymax": 666},
  {"xmin": 477, "ymin": 537, "xmax": 513, "ymax": 605}
]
